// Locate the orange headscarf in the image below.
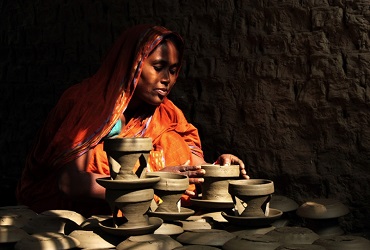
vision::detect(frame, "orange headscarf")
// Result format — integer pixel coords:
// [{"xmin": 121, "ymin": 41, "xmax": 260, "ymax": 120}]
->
[{"xmin": 17, "ymin": 25, "xmax": 203, "ymax": 216}]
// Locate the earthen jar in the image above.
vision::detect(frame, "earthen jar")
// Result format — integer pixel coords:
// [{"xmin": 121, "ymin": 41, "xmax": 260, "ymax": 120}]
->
[
  {"xmin": 103, "ymin": 137, "xmax": 153, "ymax": 180},
  {"xmin": 201, "ymin": 164, "xmax": 240, "ymax": 201}
]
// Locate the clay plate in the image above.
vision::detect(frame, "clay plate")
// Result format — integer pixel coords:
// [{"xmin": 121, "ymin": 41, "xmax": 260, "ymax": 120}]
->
[
  {"xmin": 96, "ymin": 176, "xmax": 160, "ymax": 189},
  {"xmin": 296, "ymin": 198, "xmax": 349, "ymax": 219},
  {"xmin": 190, "ymin": 198, "xmax": 234, "ymax": 209},
  {"xmin": 147, "ymin": 207, "xmax": 195, "ymax": 221},
  {"xmin": 99, "ymin": 217, "xmax": 163, "ymax": 236},
  {"xmin": 221, "ymin": 208, "xmax": 283, "ymax": 227}
]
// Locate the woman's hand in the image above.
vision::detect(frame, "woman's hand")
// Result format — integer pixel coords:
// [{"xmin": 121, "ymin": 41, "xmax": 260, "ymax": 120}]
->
[
  {"xmin": 159, "ymin": 160, "xmax": 205, "ymax": 196},
  {"xmin": 215, "ymin": 154, "xmax": 250, "ymax": 179}
]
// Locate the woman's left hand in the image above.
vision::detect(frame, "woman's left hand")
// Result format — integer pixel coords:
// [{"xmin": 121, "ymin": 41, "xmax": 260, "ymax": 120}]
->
[{"xmin": 215, "ymin": 154, "xmax": 249, "ymax": 179}]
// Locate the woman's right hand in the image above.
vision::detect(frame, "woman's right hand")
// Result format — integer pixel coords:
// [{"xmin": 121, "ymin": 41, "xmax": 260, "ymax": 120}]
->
[{"xmin": 158, "ymin": 160, "xmax": 205, "ymax": 185}]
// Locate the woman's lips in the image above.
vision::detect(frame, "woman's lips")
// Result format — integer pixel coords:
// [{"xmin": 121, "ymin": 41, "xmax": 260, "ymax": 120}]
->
[{"xmin": 155, "ymin": 89, "xmax": 168, "ymax": 96}]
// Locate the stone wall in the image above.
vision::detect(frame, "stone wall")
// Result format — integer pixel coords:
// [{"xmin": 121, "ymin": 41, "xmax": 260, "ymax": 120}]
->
[{"xmin": 1, "ymin": 0, "xmax": 369, "ymax": 234}]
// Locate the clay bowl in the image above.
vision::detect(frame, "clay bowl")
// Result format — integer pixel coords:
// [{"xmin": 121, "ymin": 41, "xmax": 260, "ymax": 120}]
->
[
  {"xmin": 21, "ymin": 214, "xmax": 80, "ymax": 235},
  {"xmin": 0, "ymin": 225, "xmax": 29, "ymax": 244},
  {"xmin": 270, "ymin": 195, "xmax": 299, "ymax": 213},
  {"xmin": 68, "ymin": 230, "xmax": 116, "ymax": 249},
  {"xmin": 296, "ymin": 198, "xmax": 349, "ymax": 219},
  {"xmin": 265, "ymin": 226, "xmax": 320, "ymax": 245},
  {"xmin": 223, "ymin": 234, "xmax": 282, "ymax": 250},
  {"xmin": 14, "ymin": 232, "xmax": 80, "ymax": 250},
  {"xmin": 313, "ymin": 235, "xmax": 370, "ymax": 249},
  {"xmin": 116, "ymin": 234, "xmax": 182, "ymax": 250},
  {"xmin": 0, "ymin": 205, "xmax": 38, "ymax": 228},
  {"xmin": 103, "ymin": 137, "xmax": 153, "ymax": 180},
  {"xmin": 146, "ymin": 172, "xmax": 189, "ymax": 213},
  {"xmin": 176, "ymin": 229, "xmax": 235, "ymax": 247},
  {"xmin": 41, "ymin": 210, "xmax": 86, "ymax": 226},
  {"xmin": 200, "ymin": 164, "xmax": 240, "ymax": 202}
]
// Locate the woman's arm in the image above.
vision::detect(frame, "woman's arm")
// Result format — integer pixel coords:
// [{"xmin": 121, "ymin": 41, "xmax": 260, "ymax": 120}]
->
[{"xmin": 58, "ymin": 148, "xmax": 106, "ymax": 200}]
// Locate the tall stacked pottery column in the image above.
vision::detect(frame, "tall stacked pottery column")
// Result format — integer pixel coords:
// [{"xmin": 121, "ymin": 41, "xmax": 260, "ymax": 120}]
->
[{"xmin": 96, "ymin": 137, "xmax": 163, "ymax": 237}]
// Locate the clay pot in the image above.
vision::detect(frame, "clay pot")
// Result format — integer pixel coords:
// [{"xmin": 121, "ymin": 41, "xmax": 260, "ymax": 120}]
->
[
  {"xmin": 14, "ymin": 232, "xmax": 80, "ymax": 250},
  {"xmin": 228, "ymin": 179, "xmax": 274, "ymax": 217},
  {"xmin": 270, "ymin": 195, "xmax": 299, "ymax": 213},
  {"xmin": 223, "ymin": 234, "xmax": 281, "ymax": 250},
  {"xmin": 105, "ymin": 188, "xmax": 154, "ymax": 228},
  {"xmin": 146, "ymin": 172, "xmax": 189, "ymax": 213},
  {"xmin": 276, "ymin": 244, "xmax": 326, "ymax": 249},
  {"xmin": 154, "ymin": 222, "xmax": 184, "ymax": 236},
  {"xmin": 41, "ymin": 210, "xmax": 86, "ymax": 226},
  {"xmin": 176, "ymin": 229, "xmax": 235, "ymax": 247},
  {"xmin": 104, "ymin": 137, "xmax": 153, "ymax": 180},
  {"xmin": 0, "ymin": 206, "xmax": 38, "ymax": 228},
  {"xmin": 200, "ymin": 164, "xmax": 240, "ymax": 202},
  {"xmin": 68, "ymin": 230, "xmax": 116, "ymax": 249},
  {"xmin": 21, "ymin": 214, "xmax": 80, "ymax": 235},
  {"xmin": 265, "ymin": 226, "xmax": 320, "ymax": 245},
  {"xmin": 296, "ymin": 198, "xmax": 349, "ymax": 237},
  {"xmin": 0, "ymin": 225, "xmax": 28, "ymax": 244},
  {"xmin": 116, "ymin": 234, "xmax": 182, "ymax": 250},
  {"xmin": 313, "ymin": 235, "xmax": 370, "ymax": 249}
]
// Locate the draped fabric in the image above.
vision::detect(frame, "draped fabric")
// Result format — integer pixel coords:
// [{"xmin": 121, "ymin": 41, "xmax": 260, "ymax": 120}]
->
[{"xmin": 16, "ymin": 25, "xmax": 203, "ymax": 217}]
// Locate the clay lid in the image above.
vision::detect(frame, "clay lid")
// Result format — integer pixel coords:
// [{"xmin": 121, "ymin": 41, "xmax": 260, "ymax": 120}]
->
[
  {"xmin": 14, "ymin": 232, "xmax": 80, "ymax": 250},
  {"xmin": 223, "ymin": 234, "xmax": 282, "ymax": 250},
  {"xmin": 313, "ymin": 235, "xmax": 370, "ymax": 250},
  {"xmin": 41, "ymin": 210, "xmax": 86, "ymax": 226},
  {"xmin": 0, "ymin": 225, "xmax": 29, "ymax": 243},
  {"xmin": 21, "ymin": 214, "xmax": 80, "ymax": 235},
  {"xmin": 266, "ymin": 226, "xmax": 320, "ymax": 245},
  {"xmin": 201, "ymin": 164, "xmax": 240, "ymax": 177},
  {"xmin": 146, "ymin": 172, "xmax": 189, "ymax": 191},
  {"xmin": 228, "ymin": 179, "xmax": 274, "ymax": 196},
  {"xmin": 270, "ymin": 195, "xmax": 299, "ymax": 212},
  {"xmin": 176, "ymin": 229, "xmax": 235, "ymax": 247},
  {"xmin": 296, "ymin": 198, "xmax": 349, "ymax": 219},
  {"xmin": 116, "ymin": 234, "xmax": 182, "ymax": 250},
  {"xmin": 0, "ymin": 206, "xmax": 38, "ymax": 228},
  {"xmin": 68, "ymin": 230, "xmax": 115, "ymax": 249}
]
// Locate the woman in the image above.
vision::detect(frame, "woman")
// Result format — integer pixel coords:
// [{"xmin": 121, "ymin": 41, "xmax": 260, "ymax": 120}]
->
[{"xmin": 16, "ymin": 24, "xmax": 248, "ymax": 217}]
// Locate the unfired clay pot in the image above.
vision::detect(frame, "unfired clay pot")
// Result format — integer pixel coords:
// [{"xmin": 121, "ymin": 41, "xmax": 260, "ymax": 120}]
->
[
  {"xmin": 223, "ymin": 234, "xmax": 282, "ymax": 250},
  {"xmin": 228, "ymin": 179, "xmax": 274, "ymax": 217},
  {"xmin": 14, "ymin": 232, "xmax": 80, "ymax": 250},
  {"xmin": 41, "ymin": 210, "xmax": 86, "ymax": 226},
  {"xmin": 265, "ymin": 226, "xmax": 320, "ymax": 245},
  {"xmin": 200, "ymin": 164, "xmax": 240, "ymax": 202},
  {"xmin": 116, "ymin": 234, "xmax": 183, "ymax": 250},
  {"xmin": 146, "ymin": 172, "xmax": 189, "ymax": 213},
  {"xmin": 104, "ymin": 137, "xmax": 153, "ymax": 180},
  {"xmin": 313, "ymin": 235, "xmax": 370, "ymax": 249},
  {"xmin": 176, "ymin": 229, "xmax": 235, "ymax": 247}
]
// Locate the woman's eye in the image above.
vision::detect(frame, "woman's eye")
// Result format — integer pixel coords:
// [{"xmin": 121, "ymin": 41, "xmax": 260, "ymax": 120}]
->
[
  {"xmin": 170, "ymin": 68, "xmax": 178, "ymax": 75},
  {"xmin": 153, "ymin": 66, "xmax": 163, "ymax": 71}
]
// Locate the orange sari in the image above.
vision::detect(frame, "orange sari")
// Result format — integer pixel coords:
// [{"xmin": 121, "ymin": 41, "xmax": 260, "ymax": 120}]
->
[{"xmin": 16, "ymin": 25, "xmax": 203, "ymax": 217}]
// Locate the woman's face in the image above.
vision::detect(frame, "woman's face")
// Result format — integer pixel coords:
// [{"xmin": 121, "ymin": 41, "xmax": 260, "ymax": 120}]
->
[{"xmin": 133, "ymin": 40, "xmax": 180, "ymax": 106}]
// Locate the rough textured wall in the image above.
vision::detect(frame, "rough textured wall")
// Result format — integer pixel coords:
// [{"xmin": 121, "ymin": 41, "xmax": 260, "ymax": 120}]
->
[{"xmin": 1, "ymin": 0, "xmax": 369, "ymax": 234}]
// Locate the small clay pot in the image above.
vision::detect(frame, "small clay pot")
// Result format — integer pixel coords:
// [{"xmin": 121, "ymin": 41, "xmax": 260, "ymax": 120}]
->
[
  {"xmin": 104, "ymin": 137, "xmax": 153, "ymax": 180},
  {"xmin": 41, "ymin": 210, "xmax": 86, "ymax": 226},
  {"xmin": 116, "ymin": 234, "xmax": 182, "ymax": 250},
  {"xmin": 313, "ymin": 235, "xmax": 370, "ymax": 250},
  {"xmin": 68, "ymin": 230, "xmax": 116, "ymax": 249},
  {"xmin": 14, "ymin": 232, "xmax": 80, "ymax": 250},
  {"xmin": 201, "ymin": 164, "xmax": 240, "ymax": 202},
  {"xmin": 21, "ymin": 214, "xmax": 80, "ymax": 235},
  {"xmin": 146, "ymin": 172, "xmax": 189, "ymax": 213},
  {"xmin": 176, "ymin": 229, "xmax": 235, "ymax": 247},
  {"xmin": 223, "ymin": 234, "xmax": 281, "ymax": 250},
  {"xmin": 228, "ymin": 179, "xmax": 274, "ymax": 217},
  {"xmin": 265, "ymin": 226, "xmax": 320, "ymax": 245}
]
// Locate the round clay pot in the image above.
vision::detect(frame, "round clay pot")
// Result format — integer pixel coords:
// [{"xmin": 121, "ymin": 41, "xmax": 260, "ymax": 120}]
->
[
  {"xmin": 313, "ymin": 235, "xmax": 370, "ymax": 250},
  {"xmin": 228, "ymin": 179, "xmax": 274, "ymax": 217},
  {"xmin": 41, "ymin": 210, "xmax": 86, "ymax": 226},
  {"xmin": 0, "ymin": 206, "xmax": 38, "ymax": 228},
  {"xmin": 176, "ymin": 229, "xmax": 235, "ymax": 247},
  {"xmin": 146, "ymin": 172, "xmax": 189, "ymax": 213},
  {"xmin": 14, "ymin": 232, "xmax": 80, "ymax": 250},
  {"xmin": 0, "ymin": 225, "xmax": 28, "ymax": 243},
  {"xmin": 68, "ymin": 230, "xmax": 116, "ymax": 249},
  {"xmin": 116, "ymin": 234, "xmax": 182, "ymax": 250},
  {"xmin": 105, "ymin": 188, "xmax": 154, "ymax": 228},
  {"xmin": 270, "ymin": 195, "xmax": 299, "ymax": 213},
  {"xmin": 104, "ymin": 137, "xmax": 153, "ymax": 180},
  {"xmin": 223, "ymin": 234, "xmax": 281, "ymax": 250},
  {"xmin": 21, "ymin": 214, "xmax": 80, "ymax": 235},
  {"xmin": 201, "ymin": 164, "xmax": 240, "ymax": 202},
  {"xmin": 296, "ymin": 198, "xmax": 349, "ymax": 219},
  {"xmin": 265, "ymin": 226, "xmax": 320, "ymax": 245}
]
